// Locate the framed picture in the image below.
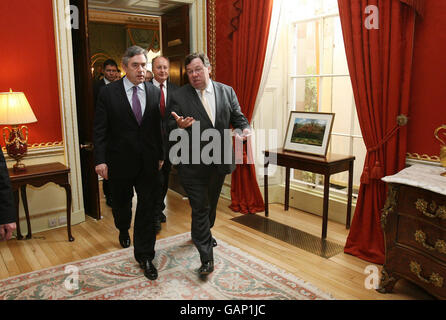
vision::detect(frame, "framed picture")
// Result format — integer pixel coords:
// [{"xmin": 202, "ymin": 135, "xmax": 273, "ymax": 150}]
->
[{"xmin": 283, "ymin": 111, "xmax": 335, "ymax": 157}]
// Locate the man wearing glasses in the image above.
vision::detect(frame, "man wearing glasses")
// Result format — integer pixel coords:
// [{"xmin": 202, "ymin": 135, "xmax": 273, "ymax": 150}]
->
[{"xmin": 169, "ymin": 53, "xmax": 251, "ymax": 278}]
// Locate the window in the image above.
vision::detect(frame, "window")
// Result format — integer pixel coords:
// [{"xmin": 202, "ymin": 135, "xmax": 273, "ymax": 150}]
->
[{"xmin": 286, "ymin": 0, "xmax": 366, "ymax": 196}]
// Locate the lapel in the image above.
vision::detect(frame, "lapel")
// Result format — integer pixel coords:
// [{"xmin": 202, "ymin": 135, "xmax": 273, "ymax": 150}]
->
[
  {"xmin": 166, "ymin": 82, "xmax": 173, "ymax": 106},
  {"xmin": 141, "ymin": 82, "xmax": 152, "ymax": 123},
  {"xmin": 188, "ymin": 84, "xmax": 214, "ymax": 127},
  {"xmin": 212, "ymin": 81, "xmax": 222, "ymax": 128}
]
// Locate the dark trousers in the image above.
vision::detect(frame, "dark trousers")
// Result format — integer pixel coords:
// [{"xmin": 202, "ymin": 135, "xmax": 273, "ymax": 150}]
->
[
  {"xmin": 180, "ymin": 168, "xmax": 225, "ymax": 263},
  {"xmin": 110, "ymin": 171, "xmax": 159, "ymax": 262},
  {"xmin": 103, "ymin": 179, "xmax": 110, "ymax": 198},
  {"xmin": 154, "ymin": 159, "xmax": 171, "ymax": 216}
]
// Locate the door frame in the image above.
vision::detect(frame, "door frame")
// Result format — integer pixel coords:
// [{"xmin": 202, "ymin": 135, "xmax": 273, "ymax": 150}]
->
[
  {"xmin": 52, "ymin": 0, "xmax": 85, "ymax": 223},
  {"xmin": 51, "ymin": 0, "xmax": 208, "ymax": 224}
]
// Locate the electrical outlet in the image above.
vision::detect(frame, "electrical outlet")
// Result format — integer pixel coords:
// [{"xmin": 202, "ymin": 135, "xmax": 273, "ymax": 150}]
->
[
  {"xmin": 48, "ymin": 217, "xmax": 58, "ymax": 228},
  {"xmin": 59, "ymin": 216, "xmax": 67, "ymax": 225}
]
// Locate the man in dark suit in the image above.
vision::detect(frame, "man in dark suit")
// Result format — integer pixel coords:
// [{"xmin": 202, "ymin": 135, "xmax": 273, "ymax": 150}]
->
[
  {"xmin": 0, "ymin": 150, "xmax": 16, "ymax": 241},
  {"xmin": 150, "ymin": 56, "xmax": 179, "ymax": 233},
  {"xmin": 94, "ymin": 46, "xmax": 163, "ymax": 280},
  {"xmin": 169, "ymin": 53, "xmax": 251, "ymax": 278},
  {"xmin": 93, "ymin": 59, "xmax": 119, "ymax": 207}
]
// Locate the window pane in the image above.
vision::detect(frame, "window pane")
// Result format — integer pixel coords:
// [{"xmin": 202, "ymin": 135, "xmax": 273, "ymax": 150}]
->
[
  {"xmin": 295, "ymin": 21, "xmax": 319, "ymax": 75},
  {"xmin": 294, "ymin": 77, "xmax": 319, "ymax": 112},
  {"xmin": 286, "ymin": 0, "xmax": 338, "ymax": 20},
  {"xmin": 330, "ymin": 76, "xmax": 354, "ymax": 133},
  {"xmin": 352, "ymin": 137, "xmax": 367, "ymax": 187},
  {"xmin": 321, "ymin": 17, "xmax": 349, "ymax": 75}
]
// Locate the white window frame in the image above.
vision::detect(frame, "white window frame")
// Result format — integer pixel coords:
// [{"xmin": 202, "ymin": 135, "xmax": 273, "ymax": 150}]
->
[{"xmin": 288, "ymin": 11, "xmax": 363, "ymax": 198}]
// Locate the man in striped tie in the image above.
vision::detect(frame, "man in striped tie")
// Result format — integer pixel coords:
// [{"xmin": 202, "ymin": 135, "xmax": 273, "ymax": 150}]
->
[
  {"xmin": 169, "ymin": 53, "xmax": 251, "ymax": 278},
  {"xmin": 94, "ymin": 46, "xmax": 164, "ymax": 280},
  {"xmin": 150, "ymin": 56, "xmax": 179, "ymax": 233}
]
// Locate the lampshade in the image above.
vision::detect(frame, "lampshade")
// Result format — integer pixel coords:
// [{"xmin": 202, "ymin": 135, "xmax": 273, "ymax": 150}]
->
[{"xmin": 0, "ymin": 89, "xmax": 37, "ymax": 125}]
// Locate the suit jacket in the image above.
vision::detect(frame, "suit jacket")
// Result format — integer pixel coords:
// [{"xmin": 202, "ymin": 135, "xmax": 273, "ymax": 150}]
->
[
  {"xmin": 149, "ymin": 80, "xmax": 179, "ymax": 159},
  {"xmin": 0, "ymin": 151, "xmax": 16, "ymax": 225},
  {"xmin": 94, "ymin": 78, "xmax": 164, "ymax": 179},
  {"xmin": 93, "ymin": 78, "xmax": 107, "ymax": 105},
  {"xmin": 168, "ymin": 81, "xmax": 250, "ymax": 179}
]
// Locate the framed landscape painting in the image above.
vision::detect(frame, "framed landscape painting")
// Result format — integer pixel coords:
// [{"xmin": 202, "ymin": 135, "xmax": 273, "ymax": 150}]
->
[{"xmin": 283, "ymin": 111, "xmax": 335, "ymax": 157}]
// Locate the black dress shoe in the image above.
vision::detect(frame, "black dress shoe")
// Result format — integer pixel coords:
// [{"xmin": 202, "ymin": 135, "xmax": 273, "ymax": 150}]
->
[
  {"xmin": 119, "ymin": 231, "xmax": 131, "ymax": 248},
  {"xmin": 141, "ymin": 260, "xmax": 158, "ymax": 280},
  {"xmin": 212, "ymin": 238, "xmax": 217, "ymax": 247},
  {"xmin": 198, "ymin": 260, "xmax": 214, "ymax": 276}
]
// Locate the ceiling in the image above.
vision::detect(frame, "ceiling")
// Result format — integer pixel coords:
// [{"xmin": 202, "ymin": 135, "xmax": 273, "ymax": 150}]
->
[{"xmin": 88, "ymin": 0, "xmax": 193, "ymax": 16}]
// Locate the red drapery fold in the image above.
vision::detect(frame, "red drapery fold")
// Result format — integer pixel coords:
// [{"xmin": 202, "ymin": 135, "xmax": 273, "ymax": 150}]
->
[
  {"xmin": 338, "ymin": 0, "xmax": 419, "ymax": 264},
  {"xmin": 228, "ymin": 0, "xmax": 273, "ymax": 214}
]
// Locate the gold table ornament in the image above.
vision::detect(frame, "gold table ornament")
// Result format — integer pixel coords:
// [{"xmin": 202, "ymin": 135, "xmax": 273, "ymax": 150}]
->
[{"xmin": 434, "ymin": 125, "xmax": 446, "ymax": 176}]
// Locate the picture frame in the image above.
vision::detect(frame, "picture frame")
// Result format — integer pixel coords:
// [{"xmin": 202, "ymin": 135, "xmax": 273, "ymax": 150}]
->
[{"xmin": 283, "ymin": 111, "xmax": 335, "ymax": 157}]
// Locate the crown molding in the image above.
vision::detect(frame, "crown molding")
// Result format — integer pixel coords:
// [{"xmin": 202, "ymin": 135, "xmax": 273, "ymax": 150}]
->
[{"xmin": 88, "ymin": 9, "xmax": 160, "ymax": 27}]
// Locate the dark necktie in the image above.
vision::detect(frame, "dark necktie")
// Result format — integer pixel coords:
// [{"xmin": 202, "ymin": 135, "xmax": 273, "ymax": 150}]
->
[
  {"xmin": 160, "ymin": 83, "xmax": 166, "ymax": 117},
  {"xmin": 132, "ymin": 86, "xmax": 142, "ymax": 125}
]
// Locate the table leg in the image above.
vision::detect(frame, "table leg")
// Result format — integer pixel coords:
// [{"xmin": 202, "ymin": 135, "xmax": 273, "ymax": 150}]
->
[
  {"xmin": 346, "ymin": 160, "xmax": 354, "ymax": 229},
  {"xmin": 13, "ymin": 190, "xmax": 23, "ymax": 240},
  {"xmin": 62, "ymin": 183, "xmax": 74, "ymax": 242},
  {"xmin": 20, "ymin": 186, "xmax": 32, "ymax": 239},
  {"xmin": 285, "ymin": 167, "xmax": 290, "ymax": 211},
  {"xmin": 322, "ymin": 174, "xmax": 330, "ymax": 239},
  {"xmin": 264, "ymin": 161, "xmax": 269, "ymax": 217}
]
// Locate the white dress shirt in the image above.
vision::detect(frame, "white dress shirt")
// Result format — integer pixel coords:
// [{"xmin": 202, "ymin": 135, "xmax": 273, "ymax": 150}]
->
[
  {"xmin": 123, "ymin": 76, "xmax": 146, "ymax": 116},
  {"xmin": 195, "ymin": 80, "xmax": 216, "ymax": 125},
  {"xmin": 152, "ymin": 78, "xmax": 167, "ymax": 99}
]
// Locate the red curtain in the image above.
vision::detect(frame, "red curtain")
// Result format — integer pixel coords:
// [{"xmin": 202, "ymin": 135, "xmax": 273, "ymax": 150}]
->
[
  {"xmin": 227, "ymin": 0, "xmax": 273, "ymax": 214},
  {"xmin": 338, "ymin": 0, "xmax": 422, "ymax": 264}
]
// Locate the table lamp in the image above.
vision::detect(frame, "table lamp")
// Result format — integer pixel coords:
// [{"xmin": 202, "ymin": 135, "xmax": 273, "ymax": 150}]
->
[{"xmin": 0, "ymin": 89, "xmax": 37, "ymax": 172}]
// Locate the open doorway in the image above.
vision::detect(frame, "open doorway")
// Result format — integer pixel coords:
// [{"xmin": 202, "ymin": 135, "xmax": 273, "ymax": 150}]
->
[{"xmin": 70, "ymin": 0, "xmax": 191, "ymax": 220}]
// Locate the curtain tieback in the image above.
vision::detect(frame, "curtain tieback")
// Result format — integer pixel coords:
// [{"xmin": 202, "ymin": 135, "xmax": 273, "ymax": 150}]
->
[{"xmin": 361, "ymin": 115, "xmax": 408, "ymax": 184}]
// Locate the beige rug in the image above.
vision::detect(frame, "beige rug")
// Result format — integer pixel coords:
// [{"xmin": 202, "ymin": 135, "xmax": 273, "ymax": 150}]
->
[{"xmin": 0, "ymin": 232, "xmax": 334, "ymax": 300}]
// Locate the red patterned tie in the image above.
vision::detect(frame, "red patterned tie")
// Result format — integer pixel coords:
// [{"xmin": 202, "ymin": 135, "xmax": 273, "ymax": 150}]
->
[{"xmin": 160, "ymin": 83, "xmax": 165, "ymax": 117}]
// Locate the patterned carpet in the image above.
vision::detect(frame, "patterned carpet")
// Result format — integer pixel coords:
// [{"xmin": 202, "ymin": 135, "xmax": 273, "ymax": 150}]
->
[{"xmin": 0, "ymin": 233, "xmax": 334, "ymax": 300}]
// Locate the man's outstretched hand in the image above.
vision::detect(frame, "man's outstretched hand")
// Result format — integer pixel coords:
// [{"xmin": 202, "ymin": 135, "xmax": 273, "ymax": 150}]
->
[{"xmin": 171, "ymin": 111, "xmax": 195, "ymax": 129}]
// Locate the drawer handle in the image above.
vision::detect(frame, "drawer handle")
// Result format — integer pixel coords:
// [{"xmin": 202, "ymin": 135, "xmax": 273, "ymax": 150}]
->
[
  {"xmin": 409, "ymin": 261, "xmax": 444, "ymax": 288},
  {"xmin": 415, "ymin": 199, "xmax": 446, "ymax": 220},
  {"xmin": 414, "ymin": 230, "xmax": 446, "ymax": 254}
]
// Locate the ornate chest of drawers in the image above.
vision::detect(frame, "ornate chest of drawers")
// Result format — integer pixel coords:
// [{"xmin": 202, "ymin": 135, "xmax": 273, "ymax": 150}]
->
[{"xmin": 378, "ymin": 164, "xmax": 446, "ymax": 299}]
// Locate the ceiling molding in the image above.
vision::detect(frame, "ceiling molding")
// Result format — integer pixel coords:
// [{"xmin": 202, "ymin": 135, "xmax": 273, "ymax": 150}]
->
[
  {"xmin": 89, "ymin": 9, "xmax": 160, "ymax": 26},
  {"xmin": 88, "ymin": 0, "xmax": 192, "ymax": 16}
]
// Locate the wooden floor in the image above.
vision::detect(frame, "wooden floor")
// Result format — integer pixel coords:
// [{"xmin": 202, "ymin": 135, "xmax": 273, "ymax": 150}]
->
[{"xmin": 0, "ymin": 186, "xmax": 435, "ymax": 300}]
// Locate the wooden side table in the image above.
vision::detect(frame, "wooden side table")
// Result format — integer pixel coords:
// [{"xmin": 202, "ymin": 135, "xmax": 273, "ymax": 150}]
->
[
  {"xmin": 264, "ymin": 148, "xmax": 355, "ymax": 239},
  {"xmin": 8, "ymin": 162, "xmax": 74, "ymax": 242}
]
